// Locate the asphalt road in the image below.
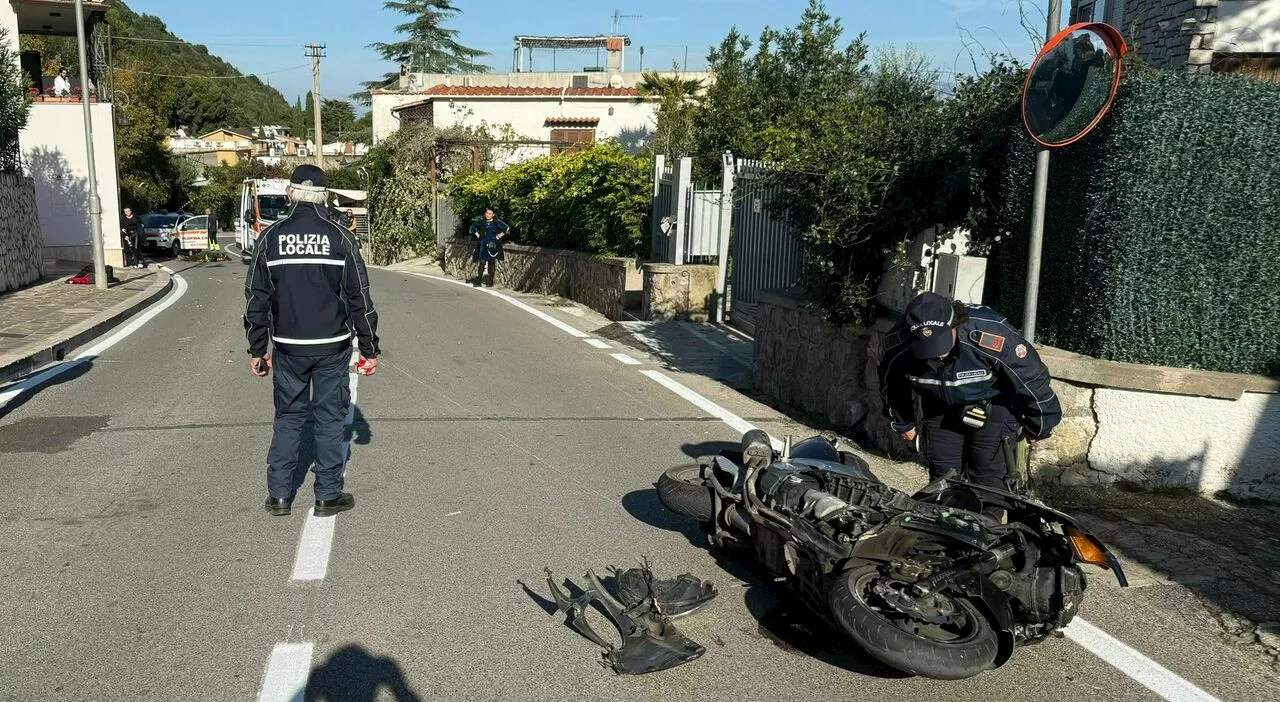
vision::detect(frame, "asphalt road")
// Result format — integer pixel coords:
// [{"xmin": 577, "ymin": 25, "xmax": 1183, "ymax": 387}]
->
[{"xmin": 1, "ymin": 246, "xmax": 1276, "ymax": 701}]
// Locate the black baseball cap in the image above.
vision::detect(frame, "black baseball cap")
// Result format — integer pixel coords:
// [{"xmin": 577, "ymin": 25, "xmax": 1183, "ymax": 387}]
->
[
  {"xmin": 904, "ymin": 292, "xmax": 957, "ymax": 359},
  {"xmin": 289, "ymin": 164, "xmax": 327, "ymax": 188}
]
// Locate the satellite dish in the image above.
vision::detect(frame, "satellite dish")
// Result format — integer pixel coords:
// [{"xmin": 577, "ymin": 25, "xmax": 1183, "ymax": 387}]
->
[{"xmin": 609, "ymin": 74, "xmax": 624, "ymax": 89}]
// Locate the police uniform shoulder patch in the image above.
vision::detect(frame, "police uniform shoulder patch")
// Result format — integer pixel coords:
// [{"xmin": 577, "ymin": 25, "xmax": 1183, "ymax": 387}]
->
[
  {"xmin": 977, "ymin": 332, "xmax": 1006, "ymax": 353},
  {"xmin": 1015, "ymin": 343, "xmax": 1028, "ymax": 358}
]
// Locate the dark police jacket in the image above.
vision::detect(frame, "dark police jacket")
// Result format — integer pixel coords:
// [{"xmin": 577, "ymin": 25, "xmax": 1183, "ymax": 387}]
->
[
  {"xmin": 244, "ymin": 203, "xmax": 380, "ymax": 359},
  {"xmin": 878, "ymin": 304, "xmax": 1061, "ymax": 439}
]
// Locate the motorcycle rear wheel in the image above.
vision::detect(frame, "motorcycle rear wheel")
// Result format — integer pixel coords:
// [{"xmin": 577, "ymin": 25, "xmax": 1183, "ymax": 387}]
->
[
  {"xmin": 657, "ymin": 464, "xmax": 715, "ymax": 522},
  {"xmin": 830, "ymin": 565, "xmax": 999, "ymax": 680}
]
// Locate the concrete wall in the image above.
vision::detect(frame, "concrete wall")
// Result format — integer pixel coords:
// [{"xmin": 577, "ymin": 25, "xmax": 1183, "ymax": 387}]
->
[
  {"xmin": 0, "ymin": 173, "xmax": 42, "ymax": 292},
  {"xmin": 752, "ymin": 290, "xmax": 1280, "ymax": 502},
  {"xmin": 441, "ymin": 239, "xmax": 630, "ymax": 320},
  {"xmin": 1215, "ymin": 0, "xmax": 1280, "ymax": 52},
  {"xmin": 641, "ymin": 262, "xmax": 718, "ymax": 322},
  {"xmin": 19, "ymin": 102, "xmax": 122, "ymax": 267}
]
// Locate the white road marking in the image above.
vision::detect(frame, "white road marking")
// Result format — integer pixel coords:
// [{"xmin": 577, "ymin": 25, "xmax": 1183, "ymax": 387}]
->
[
  {"xmin": 402, "ymin": 272, "xmax": 589, "ymax": 338},
  {"xmin": 585, "ymin": 338, "xmax": 611, "ymax": 349},
  {"xmin": 257, "ymin": 642, "xmax": 313, "ymax": 702},
  {"xmin": 0, "ymin": 266, "xmax": 188, "ymax": 410},
  {"xmin": 289, "ymin": 509, "xmax": 337, "ymax": 582},
  {"xmin": 611, "ymin": 353, "xmax": 642, "ymax": 366},
  {"xmin": 1063, "ymin": 619, "xmax": 1220, "ymax": 702},
  {"xmin": 445, "ymin": 511, "xmax": 462, "ymax": 517},
  {"xmin": 639, "ymin": 370, "xmax": 783, "ymax": 451}
]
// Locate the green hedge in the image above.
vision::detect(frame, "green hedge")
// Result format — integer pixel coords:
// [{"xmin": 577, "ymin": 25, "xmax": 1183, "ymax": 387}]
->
[
  {"xmin": 448, "ymin": 142, "xmax": 650, "ymax": 258},
  {"xmin": 987, "ymin": 72, "xmax": 1280, "ymax": 376}
]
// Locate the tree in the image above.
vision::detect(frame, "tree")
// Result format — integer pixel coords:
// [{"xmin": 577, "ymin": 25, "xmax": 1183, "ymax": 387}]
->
[
  {"xmin": 361, "ymin": 1, "xmax": 489, "ymax": 98},
  {"xmin": 634, "ymin": 68, "xmax": 704, "ymax": 160},
  {"xmin": 113, "ymin": 47, "xmax": 181, "ymax": 212},
  {"xmin": 0, "ymin": 27, "xmax": 34, "ymax": 173},
  {"xmin": 321, "ymin": 99, "xmax": 357, "ymax": 141}
]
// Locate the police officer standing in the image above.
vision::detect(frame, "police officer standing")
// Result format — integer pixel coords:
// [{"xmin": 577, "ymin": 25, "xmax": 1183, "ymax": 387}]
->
[
  {"xmin": 244, "ymin": 165, "xmax": 381, "ymax": 517},
  {"xmin": 469, "ymin": 207, "xmax": 509, "ymax": 287},
  {"xmin": 877, "ymin": 292, "xmax": 1061, "ymax": 489}
]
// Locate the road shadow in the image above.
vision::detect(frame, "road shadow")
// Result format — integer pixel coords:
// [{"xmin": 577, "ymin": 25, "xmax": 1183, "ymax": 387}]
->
[
  {"xmin": 593, "ymin": 320, "xmax": 755, "ymax": 390},
  {"xmin": 304, "ymin": 644, "xmax": 423, "ymax": 702},
  {"xmin": 347, "ymin": 405, "xmax": 371, "ymax": 446},
  {"xmin": 742, "ymin": 583, "xmax": 912, "ymax": 679},
  {"xmin": 0, "ymin": 359, "xmax": 94, "ymax": 419},
  {"xmin": 621, "ymin": 484, "xmax": 707, "ymax": 548}
]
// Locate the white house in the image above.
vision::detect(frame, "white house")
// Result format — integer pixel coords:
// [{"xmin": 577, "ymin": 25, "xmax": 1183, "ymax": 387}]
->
[
  {"xmin": 3, "ymin": 0, "xmax": 123, "ymax": 267},
  {"xmin": 374, "ymin": 83, "xmax": 660, "ymax": 166}
]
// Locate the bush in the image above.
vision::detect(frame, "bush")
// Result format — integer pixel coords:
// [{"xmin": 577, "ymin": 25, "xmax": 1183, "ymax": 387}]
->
[
  {"xmin": 448, "ymin": 142, "xmax": 650, "ymax": 258},
  {"xmin": 985, "ymin": 71, "xmax": 1280, "ymax": 376},
  {"xmin": 369, "ymin": 171, "xmax": 434, "ymax": 265},
  {"xmin": 0, "ymin": 27, "xmax": 32, "ymax": 173}
]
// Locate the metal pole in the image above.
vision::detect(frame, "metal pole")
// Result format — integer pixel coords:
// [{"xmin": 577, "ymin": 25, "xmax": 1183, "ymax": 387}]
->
[
  {"xmin": 306, "ymin": 43, "xmax": 326, "ymax": 169},
  {"xmin": 75, "ymin": 0, "xmax": 107, "ymax": 290},
  {"xmin": 1022, "ymin": 0, "xmax": 1062, "ymax": 342}
]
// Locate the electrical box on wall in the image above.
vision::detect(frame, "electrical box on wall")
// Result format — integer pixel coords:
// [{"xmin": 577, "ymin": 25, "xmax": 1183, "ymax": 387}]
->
[{"xmin": 932, "ymin": 253, "xmax": 987, "ymax": 304}]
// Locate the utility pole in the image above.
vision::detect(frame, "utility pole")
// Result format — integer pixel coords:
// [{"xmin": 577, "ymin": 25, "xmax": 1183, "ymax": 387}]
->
[
  {"xmin": 1022, "ymin": 0, "xmax": 1063, "ymax": 343},
  {"xmin": 304, "ymin": 43, "xmax": 326, "ymax": 169},
  {"xmin": 75, "ymin": 0, "xmax": 107, "ymax": 290}
]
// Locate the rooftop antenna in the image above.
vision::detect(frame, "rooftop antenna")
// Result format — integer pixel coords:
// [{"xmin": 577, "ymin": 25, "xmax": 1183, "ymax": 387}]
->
[{"xmin": 611, "ymin": 8, "xmax": 641, "ymax": 35}]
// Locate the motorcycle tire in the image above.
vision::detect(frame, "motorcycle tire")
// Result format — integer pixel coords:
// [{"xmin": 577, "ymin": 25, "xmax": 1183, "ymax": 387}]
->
[
  {"xmin": 830, "ymin": 565, "xmax": 999, "ymax": 680},
  {"xmin": 656, "ymin": 464, "xmax": 715, "ymax": 522}
]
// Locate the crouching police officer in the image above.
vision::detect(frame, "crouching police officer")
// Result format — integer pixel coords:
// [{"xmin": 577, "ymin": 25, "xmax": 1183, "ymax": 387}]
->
[
  {"xmin": 244, "ymin": 165, "xmax": 381, "ymax": 517},
  {"xmin": 877, "ymin": 292, "xmax": 1061, "ymax": 490}
]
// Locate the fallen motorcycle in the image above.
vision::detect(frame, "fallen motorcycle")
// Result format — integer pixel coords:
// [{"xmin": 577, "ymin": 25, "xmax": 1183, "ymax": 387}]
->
[{"xmin": 657, "ymin": 430, "xmax": 1128, "ymax": 680}]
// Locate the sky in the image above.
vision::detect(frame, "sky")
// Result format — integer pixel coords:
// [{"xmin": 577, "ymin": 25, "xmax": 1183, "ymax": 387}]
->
[{"xmin": 119, "ymin": 0, "xmax": 1055, "ymax": 108}]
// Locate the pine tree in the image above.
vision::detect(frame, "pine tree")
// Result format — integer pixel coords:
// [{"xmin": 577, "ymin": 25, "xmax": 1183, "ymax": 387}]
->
[{"xmin": 360, "ymin": 1, "xmax": 488, "ymax": 99}]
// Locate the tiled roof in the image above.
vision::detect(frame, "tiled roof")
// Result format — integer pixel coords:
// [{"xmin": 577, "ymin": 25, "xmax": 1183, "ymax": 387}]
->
[
  {"xmin": 422, "ymin": 85, "xmax": 640, "ymax": 97},
  {"xmin": 544, "ymin": 116, "xmax": 601, "ymax": 126}
]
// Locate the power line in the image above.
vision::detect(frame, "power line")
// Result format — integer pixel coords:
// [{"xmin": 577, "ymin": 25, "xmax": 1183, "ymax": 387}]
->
[{"xmin": 112, "ymin": 64, "xmax": 310, "ymax": 80}]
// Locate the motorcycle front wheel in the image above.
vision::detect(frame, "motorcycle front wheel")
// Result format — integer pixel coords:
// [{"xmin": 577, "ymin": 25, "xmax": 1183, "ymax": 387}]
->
[{"xmin": 830, "ymin": 565, "xmax": 999, "ymax": 680}]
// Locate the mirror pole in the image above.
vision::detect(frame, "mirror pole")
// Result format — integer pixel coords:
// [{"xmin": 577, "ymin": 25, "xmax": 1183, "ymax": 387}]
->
[{"xmin": 1023, "ymin": 0, "xmax": 1063, "ymax": 343}]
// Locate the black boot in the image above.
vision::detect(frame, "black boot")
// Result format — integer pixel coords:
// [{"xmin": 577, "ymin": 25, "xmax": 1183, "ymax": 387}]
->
[
  {"xmin": 315, "ymin": 492, "xmax": 355, "ymax": 516},
  {"xmin": 485, "ymin": 263, "xmax": 496, "ymax": 287},
  {"xmin": 265, "ymin": 497, "xmax": 293, "ymax": 516}
]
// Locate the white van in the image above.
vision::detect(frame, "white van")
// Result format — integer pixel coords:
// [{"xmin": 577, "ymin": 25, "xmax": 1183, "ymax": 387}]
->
[{"xmin": 236, "ymin": 178, "xmax": 291, "ymax": 264}]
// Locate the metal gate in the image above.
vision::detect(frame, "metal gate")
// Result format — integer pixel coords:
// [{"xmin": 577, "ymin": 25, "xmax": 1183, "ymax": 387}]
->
[{"xmin": 727, "ymin": 158, "xmax": 805, "ymax": 333}]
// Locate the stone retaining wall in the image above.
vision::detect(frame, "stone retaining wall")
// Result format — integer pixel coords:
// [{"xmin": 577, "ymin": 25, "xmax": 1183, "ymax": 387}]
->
[
  {"xmin": 0, "ymin": 173, "xmax": 43, "ymax": 293},
  {"xmin": 442, "ymin": 239, "xmax": 631, "ymax": 320},
  {"xmin": 754, "ymin": 289, "xmax": 1280, "ymax": 502}
]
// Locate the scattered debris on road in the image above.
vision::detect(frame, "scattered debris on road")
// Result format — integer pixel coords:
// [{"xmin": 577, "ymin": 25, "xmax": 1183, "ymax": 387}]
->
[{"xmin": 544, "ymin": 561, "xmax": 712, "ymax": 675}]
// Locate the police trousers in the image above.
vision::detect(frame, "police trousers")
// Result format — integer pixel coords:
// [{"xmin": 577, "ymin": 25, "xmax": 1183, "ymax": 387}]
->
[
  {"xmin": 920, "ymin": 403, "xmax": 1019, "ymax": 489},
  {"xmin": 267, "ymin": 349, "xmax": 350, "ymax": 501}
]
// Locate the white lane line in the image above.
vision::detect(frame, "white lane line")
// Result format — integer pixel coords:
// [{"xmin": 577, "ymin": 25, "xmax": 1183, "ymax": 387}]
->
[
  {"xmin": 0, "ymin": 267, "xmax": 188, "ymax": 410},
  {"xmin": 639, "ymin": 370, "xmax": 783, "ymax": 451},
  {"xmin": 1063, "ymin": 619, "xmax": 1220, "ymax": 702},
  {"xmin": 257, "ymin": 641, "xmax": 313, "ymax": 702},
  {"xmin": 585, "ymin": 338, "xmax": 611, "ymax": 349},
  {"xmin": 402, "ymin": 271, "xmax": 590, "ymax": 339},
  {"xmin": 611, "ymin": 353, "xmax": 642, "ymax": 366},
  {"xmin": 290, "ymin": 509, "xmax": 337, "ymax": 582},
  {"xmin": 638, "ymin": 372, "xmax": 1218, "ymax": 702}
]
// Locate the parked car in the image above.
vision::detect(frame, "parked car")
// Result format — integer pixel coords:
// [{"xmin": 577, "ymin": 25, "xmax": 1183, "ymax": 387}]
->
[{"xmin": 142, "ymin": 212, "xmax": 194, "ymax": 257}]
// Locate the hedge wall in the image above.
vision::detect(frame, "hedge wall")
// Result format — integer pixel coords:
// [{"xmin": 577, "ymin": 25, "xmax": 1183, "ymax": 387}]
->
[{"xmin": 987, "ymin": 71, "xmax": 1280, "ymax": 377}]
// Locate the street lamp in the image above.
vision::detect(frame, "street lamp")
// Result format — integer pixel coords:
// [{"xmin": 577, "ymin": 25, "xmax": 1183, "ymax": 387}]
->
[{"xmin": 74, "ymin": 0, "xmax": 108, "ymax": 289}]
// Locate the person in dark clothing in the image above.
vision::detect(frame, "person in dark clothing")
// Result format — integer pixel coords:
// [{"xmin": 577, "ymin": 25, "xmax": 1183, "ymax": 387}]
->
[
  {"xmin": 204, "ymin": 207, "xmax": 220, "ymax": 247},
  {"xmin": 121, "ymin": 207, "xmax": 144, "ymax": 269},
  {"xmin": 468, "ymin": 208, "xmax": 509, "ymax": 287},
  {"xmin": 877, "ymin": 292, "xmax": 1061, "ymax": 489},
  {"xmin": 244, "ymin": 164, "xmax": 380, "ymax": 518}
]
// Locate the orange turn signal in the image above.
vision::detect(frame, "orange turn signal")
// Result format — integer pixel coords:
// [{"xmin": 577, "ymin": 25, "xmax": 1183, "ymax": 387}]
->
[{"xmin": 1065, "ymin": 527, "xmax": 1111, "ymax": 569}]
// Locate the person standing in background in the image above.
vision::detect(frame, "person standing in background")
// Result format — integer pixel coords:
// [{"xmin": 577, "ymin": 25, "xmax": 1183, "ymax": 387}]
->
[
  {"xmin": 121, "ymin": 207, "xmax": 144, "ymax": 269},
  {"xmin": 469, "ymin": 208, "xmax": 509, "ymax": 288},
  {"xmin": 205, "ymin": 207, "xmax": 220, "ymax": 249}
]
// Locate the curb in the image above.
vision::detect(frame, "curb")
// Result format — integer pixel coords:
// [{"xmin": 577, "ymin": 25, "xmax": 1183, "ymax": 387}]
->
[{"xmin": 0, "ymin": 268, "xmax": 174, "ymax": 384}]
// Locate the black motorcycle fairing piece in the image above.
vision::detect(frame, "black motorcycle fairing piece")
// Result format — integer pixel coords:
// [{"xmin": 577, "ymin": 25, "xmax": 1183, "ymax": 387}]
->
[
  {"xmin": 790, "ymin": 436, "xmax": 841, "ymax": 462},
  {"xmin": 611, "ymin": 565, "xmax": 719, "ymax": 618},
  {"xmin": 545, "ymin": 568, "xmax": 706, "ymax": 675},
  {"xmin": 950, "ymin": 570, "xmax": 1017, "ymax": 668}
]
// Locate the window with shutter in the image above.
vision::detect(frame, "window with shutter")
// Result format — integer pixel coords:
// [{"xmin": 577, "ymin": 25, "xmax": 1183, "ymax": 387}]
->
[{"xmin": 550, "ymin": 128, "xmax": 596, "ymax": 155}]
